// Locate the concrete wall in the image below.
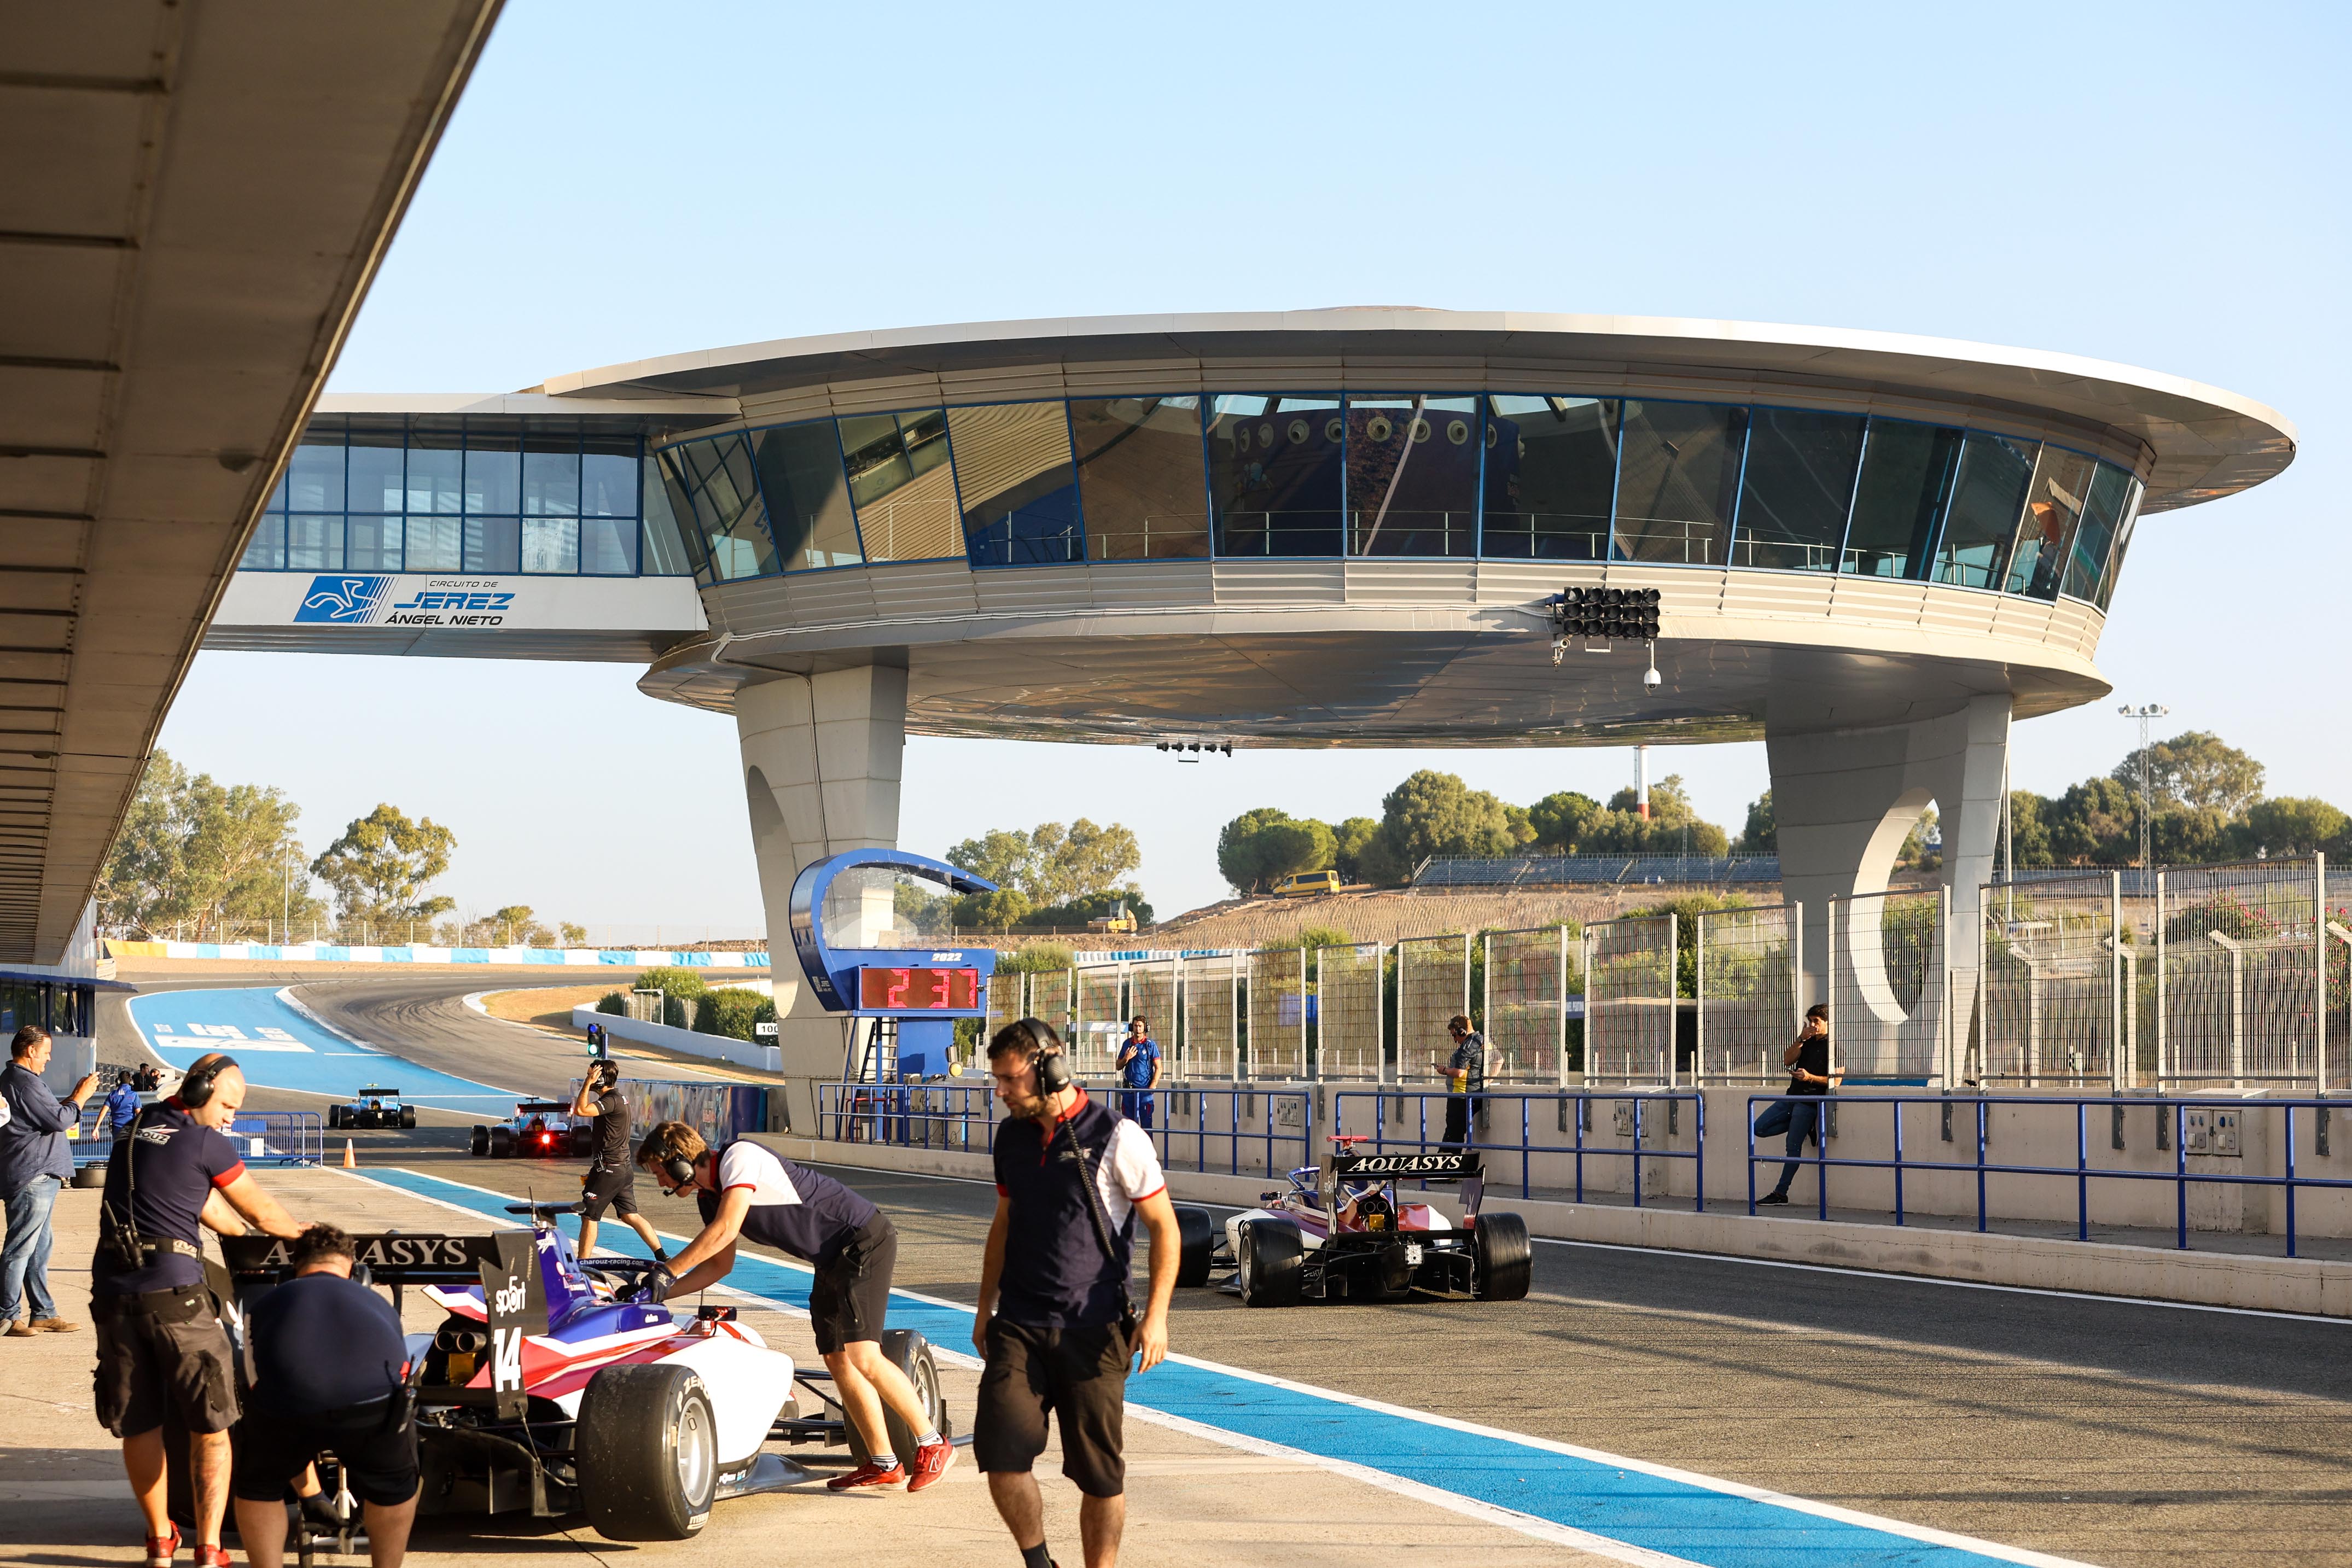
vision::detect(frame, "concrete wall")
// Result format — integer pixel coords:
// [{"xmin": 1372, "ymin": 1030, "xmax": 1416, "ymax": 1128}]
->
[{"xmin": 570, "ymin": 1005, "xmax": 781, "ymax": 1072}]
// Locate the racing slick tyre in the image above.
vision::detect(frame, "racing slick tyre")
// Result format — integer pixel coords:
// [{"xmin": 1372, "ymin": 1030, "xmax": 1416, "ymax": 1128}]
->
[
  {"xmin": 847, "ymin": 1329, "xmax": 950, "ymax": 1472},
  {"xmin": 1472, "ymin": 1211, "xmax": 1532, "ymax": 1301},
  {"xmin": 570, "ymin": 1124, "xmax": 596, "ymax": 1157},
  {"xmin": 1237, "ymin": 1219, "xmax": 1304, "ymax": 1308},
  {"xmin": 399, "ymin": 1106, "xmax": 417, "ymax": 1129},
  {"xmin": 469, "ymin": 1125, "xmax": 489, "ymax": 1157},
  {"xmin": 577, "ymin": 1361, "xmax": 719, "ymax": 1541},
  {"xmin": 488, "ymin": 1126, "xmax": 515, "ymax": 1159},
  {"xmin": 327, "ymin": 1106, "xmax": 344, "ymax": 1130},
  {"xmin": 1172, "ymin": 1205, "xmax": 1216, "ymax": 1289}
]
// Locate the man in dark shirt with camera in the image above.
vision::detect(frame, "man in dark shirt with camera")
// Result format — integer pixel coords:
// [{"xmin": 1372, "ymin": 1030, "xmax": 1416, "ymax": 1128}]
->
[
  {"xmin": 232, "ymin": 1223, "xmax": 417, "ymax": 1568},
  {"xmin": 1756, "ymin": 1005, "xmax": 1840, "ymax": 1206}
]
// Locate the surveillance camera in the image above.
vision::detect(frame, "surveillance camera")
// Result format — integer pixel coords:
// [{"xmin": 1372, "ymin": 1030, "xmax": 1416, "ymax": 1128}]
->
[{"xmin": 1643, "ymin": 664, "xmax": 1662, "ymax": 692}]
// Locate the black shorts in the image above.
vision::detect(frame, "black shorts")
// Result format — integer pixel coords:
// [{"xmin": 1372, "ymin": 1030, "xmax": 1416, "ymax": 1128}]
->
[
  {"xmin": 94, "ymin": 1290, "xmax": 240, "ymax": 1438},
  {"xmin": 232, "ymin": 1397, "xmax": 420, "ymax": 1508},
  {"xmin": 808, "ymin": 1217, "xmax": 895, "ymax": 1356},
  {"xmin": 973, "ymin": 1319, "xmax": 1130, "ymax": 1497},
  {"xmin": 580, "ymin": 1165, "xmax": 639, "ymax": 1221}
]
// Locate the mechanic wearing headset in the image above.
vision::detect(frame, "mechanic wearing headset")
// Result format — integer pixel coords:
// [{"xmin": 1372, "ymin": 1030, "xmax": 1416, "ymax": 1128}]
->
[
  {"xmin": 633, "ymin": 1120, "xmax": 953, "ymax": 1493},
  {"xmin": 93, "ymin": 1052, "xmax": 305, "ymax": 1568},
  {"xmin": 568, "ymin": 1059, "xmax": 666, "ymax": 1263},
  {"xmin": 231, "ymin": 1223, "xmax": 418, "ymax": 1568},
  {"xmin": 974, "ymin": 1018, "xmax": 1179, "ymax": 1568}
]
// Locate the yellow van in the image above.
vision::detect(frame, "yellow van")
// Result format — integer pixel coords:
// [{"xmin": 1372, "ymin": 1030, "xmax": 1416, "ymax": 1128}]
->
[{"xmin": 1270, "ymin": 869, "xmax": 1343, "ymax": 897}]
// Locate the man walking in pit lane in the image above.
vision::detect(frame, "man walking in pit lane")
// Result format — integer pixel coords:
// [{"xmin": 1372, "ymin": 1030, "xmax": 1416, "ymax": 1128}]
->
[
  {"xmin": 974, "ymin": 1018, "xmax": 1180, "ymax": 1568},
  {"xmin": 567, "ymin": 1059, "xmax": 667, "ymax": 1262},
  {"xmin": 93, "ymin": 1052, "xmax": 306, "ymax": 1568},
  {"xmin": 232, "ymin": 1223, "xmax": 418, "ymax": 1568},
  {"xmin": 1113, "ymin": 1016, "xmax": 1160, "ymax": 1129},
  {"xmin": 634, "ymin": 1121, "xmax": 952, "ymax": 1491}
]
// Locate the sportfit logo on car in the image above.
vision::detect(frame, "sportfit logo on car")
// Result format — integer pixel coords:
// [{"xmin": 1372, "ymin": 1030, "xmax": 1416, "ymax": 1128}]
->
[{"xmin": 294, "ymin": 575, "xmax": 516, "ymax": 627}]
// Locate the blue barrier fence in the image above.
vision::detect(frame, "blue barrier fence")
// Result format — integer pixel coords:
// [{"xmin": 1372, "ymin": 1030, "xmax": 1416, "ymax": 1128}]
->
[
  {"xmin": 816, "ymin": 1082, "xmax": 1319, "ymax": 1178},
  {"xmin": 1743, "ymin": 1093, "xmax": 2352, "ymax": 1256},
  {"xmin": 1334, "ymin": 1090, "xmax": 1704, "ymax": 1208},
  {"xmin": 75, "ymin": 1105, "xmax": 324, "ymax": 1167}
]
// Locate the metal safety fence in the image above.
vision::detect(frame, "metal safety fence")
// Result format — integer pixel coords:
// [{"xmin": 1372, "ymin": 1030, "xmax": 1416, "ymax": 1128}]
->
[
  {"xmin": 1980, "ymin": 873, "xmax": 2126, "ymax": 1089},
  {"xmin": 1586, "ymin": 913, "xmax": 1675, "ymax": 1084},
  {"xmin": 2159, "ymin": 859, "xmax": 2324, "ymax": 1089},
  {"xmin": 1130, "ymin": 960, "xmax": 1177, "ymax": 1059},
  {"xmin": 1315, "ymin": 943, "xmax": 1385, "ymax": 1081},
  {"xmin": 1073, "ymin": 965, "xmax": 1125, "ymax": 1078},
  {"xmin": 1031, "ymin": 967, "xmax": 1074, "ymax": 1046},
  {"xmin": 1179, "ymin": 953, "xmax": 1239, "ymax": 1080},
  {"xmin": 1830, "ymin": 889, "xmax": 1949, "ymax": 1083},
  {"xmin": 1695, "ymin": 904, "xmax": 1801, "ymax": 1085},
  {"xmin": 1741, "ymin": 1091, "xmax": 2352, "ymax": 1256},
  {"xmin": 818, "ymin": 1081, "xmax": 1313, "ymax": 1178},
  {"xmin": 1483, "ymin": 924, "xmax": 1574, "ymax": 1085},
  {"xmin": 1246, "ymin": 946, "xmax": 1308, "ymax": 1080},
  {"xmin": 986, "ymin": 967, "xmax": 1027, "ymax": 1042},
  {"xmin": 1332, "ymin": 1089, "xmax": 1703, "ymax": 1206},
  {"xmin": 1396, "ymin": 934, "xmax": 1470, "ymax": 1082},
  {"xmin": 77, "ymin": 1106, "xmax": 326, "ymax": 1168}
]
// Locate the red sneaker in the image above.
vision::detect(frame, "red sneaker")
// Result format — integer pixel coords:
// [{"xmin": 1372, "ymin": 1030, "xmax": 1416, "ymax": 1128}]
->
[
  {"xmin": 907, "ymin": 1437, "xmax": 955, "ymax": 1493},
  {"xmin": 193, "ymin": 1546, "xmax": 232, "ymax": 1568},
  {"xmin": 825, "ymin": 1457, "xmax": 906, "ymax": 1491},
  {"xmin": 144, "ymin": 1524, "xmax": 180, "ymax": 1568}
]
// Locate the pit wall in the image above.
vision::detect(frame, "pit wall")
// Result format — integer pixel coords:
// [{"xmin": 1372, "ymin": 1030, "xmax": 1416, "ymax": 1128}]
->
[{"xmin": 830, "ymin": 1080, "xmax": 2352, "ymax": 1244}]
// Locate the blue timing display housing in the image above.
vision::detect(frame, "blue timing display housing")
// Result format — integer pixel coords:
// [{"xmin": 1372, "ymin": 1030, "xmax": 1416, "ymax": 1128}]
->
[{"xmin": 787, "ymin": 848, "xmax": 999, "ymax": 1017}]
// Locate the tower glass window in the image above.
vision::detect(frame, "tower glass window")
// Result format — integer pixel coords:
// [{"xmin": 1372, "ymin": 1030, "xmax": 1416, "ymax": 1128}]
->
[
  {"xmin": 1734, "ymin": 408, "xmax": 1865, "ymax": 572},
  {"xmin": 753, "ymin": 420, "xmax": 861, "ymax": 571},
  {"xmin": 1344, "ymin": 395, "xmax": 1478, "ymax": 557},
  {"xmin": 2061, "ymin": 461, "xmax": 2135, "ymax": 604},
  {"xmin": 1614, "ymin": 400, "xmax": 1747, "ymax": 566},
  {"xmin": 1069, "ymin": 396, "xmax": 1210, "ymax": 561},
  {"xmin": 841, "ymin": 410, "xmax": 959, "ymax": 562},
  {"xmin": 1481, "ymin": 396, "xmax": 1617, "ymax": 561},
  {"xmin": 1933, "ymin": 433, "xmax": 2039, "ymax": 590},
  {"xmin": 1208, "ymin": 394, "xmax": 1344, "ymax": 557},
  {"xmin": 947, "ymin": 401, "xmax": 1084, "ymax": 568},
  {"xmin": 1843, "ymin": 420, "xmax": 1959, "ymax": 579},
  {"xmin": 2004, "ymin": 445, "xmax": 2096, "ymax": 600}
]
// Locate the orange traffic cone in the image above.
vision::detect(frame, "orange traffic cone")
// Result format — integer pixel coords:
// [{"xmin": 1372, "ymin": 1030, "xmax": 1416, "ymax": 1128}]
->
[{"xmin": 342, "ymin": 1139, "xmax": 356, "ymax": 1169}]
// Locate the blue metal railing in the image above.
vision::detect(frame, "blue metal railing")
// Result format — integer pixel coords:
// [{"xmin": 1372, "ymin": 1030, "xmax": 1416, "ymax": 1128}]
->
[
  {"xmin": 74, "ymin": 1104, "xmax": 324, "ymax": 1167},
  {"xmin": 814, "ymin": 1082, "xmax": 1318, "ymax": 1178},
  {"xmin": 1333, "ymin": 1090, "xmax": 1704, "ymax": 1209},
  {"xmin": 1744, "ymin": 1093, "xmax": 2352, "ymax": 1255}
]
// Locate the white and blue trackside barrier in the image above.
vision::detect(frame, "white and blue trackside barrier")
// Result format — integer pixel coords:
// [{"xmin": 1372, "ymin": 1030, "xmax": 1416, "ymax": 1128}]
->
[{"xmin": 112, "ymin": 941, "xmax": 769, "ymax": 967}]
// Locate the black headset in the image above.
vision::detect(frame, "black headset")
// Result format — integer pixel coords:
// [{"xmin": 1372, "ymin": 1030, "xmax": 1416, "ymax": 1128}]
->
[
  {"xmin": 662, "ymin": 1153, "xmax": 697, "ymax": 1187},
  {"xmin": 179, "ymin": 1054, "xmax": 238, "ymax": 1109},
  {"xmin": 1017, "ymin": 1017, "xmax": 1073, "ymax": 1093}
]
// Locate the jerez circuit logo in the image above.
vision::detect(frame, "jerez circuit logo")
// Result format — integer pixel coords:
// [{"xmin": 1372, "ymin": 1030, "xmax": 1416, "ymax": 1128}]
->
[
  {"xmin": 294, "ymin": 575, "xmax": 394, "ymax": 624},
  {"xmin": 292, "ymin": 576, "xmax": 517, "ymax": 628}
]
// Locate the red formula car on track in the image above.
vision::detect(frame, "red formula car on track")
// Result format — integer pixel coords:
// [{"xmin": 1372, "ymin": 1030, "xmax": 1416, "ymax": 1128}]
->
[{"xmin": 1172, "ymin": 1138, "xmax": 1531, "ymax": 1307}]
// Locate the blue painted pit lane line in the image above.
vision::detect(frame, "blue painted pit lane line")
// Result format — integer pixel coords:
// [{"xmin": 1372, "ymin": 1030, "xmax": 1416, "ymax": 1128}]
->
[
  {"xmin": 351, "ymin": 1165, "xmax": 2085, "ymax": 1568},
  {"xmin": 129, "ymin": 986, "xmax": 522, "ymax": 1116}
]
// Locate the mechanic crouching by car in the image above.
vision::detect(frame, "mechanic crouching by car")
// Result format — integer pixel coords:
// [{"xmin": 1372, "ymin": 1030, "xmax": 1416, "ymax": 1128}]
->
[
  {"xmin": 568, "ymin": 1059, "xmax": 666, "ymax": 1263},
  {"xmin": 93, "ymin": 1052, "xmax": 306, "ymax": 1568},
  {"xmin": 232, "ymin": 1223, "xmax": 417, "ymax": 1568},
  {"xmin": 975, "ymin": 1018, "xmax": 1179, "ymax": 1568},
  {"xmin": 634, "ymin": 1121, "xmax": 953, "ymax": 1492}
]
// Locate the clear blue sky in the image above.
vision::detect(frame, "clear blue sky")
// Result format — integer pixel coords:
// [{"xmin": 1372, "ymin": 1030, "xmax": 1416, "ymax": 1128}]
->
[{"xmin": 156, "ymin": 1, "xmax": 2352, "ymax": 932}]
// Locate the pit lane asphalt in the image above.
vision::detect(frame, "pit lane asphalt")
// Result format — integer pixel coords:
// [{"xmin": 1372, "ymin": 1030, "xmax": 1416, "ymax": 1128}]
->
[
  {"xmin": 101, "ymin": 976, "xmax": 2352, "ymax": 1566},
  {"xmin": 350, "ymin": 1135, "xmax": 2352, "ymax": 1568}
]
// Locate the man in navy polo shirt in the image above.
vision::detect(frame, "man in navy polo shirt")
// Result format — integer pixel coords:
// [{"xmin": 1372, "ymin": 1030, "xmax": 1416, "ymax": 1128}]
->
[
  {"xmin": 974, "ymin": 1017, "xmax": 1179, "ymax": 1568},
  {"xmin": 1113, "ymin": 1016, "xmax": 1160, "ymax": 1130},
  {"xmin": 92, "ymin": 1053, "xmax": 305, "ymax": 1568}
]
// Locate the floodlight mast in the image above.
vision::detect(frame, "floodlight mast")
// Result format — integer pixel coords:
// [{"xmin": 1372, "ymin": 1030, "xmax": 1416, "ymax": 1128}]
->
[{"xmin": 2117, "ymin": 703, "xmax": 2170, "ymax": 870}]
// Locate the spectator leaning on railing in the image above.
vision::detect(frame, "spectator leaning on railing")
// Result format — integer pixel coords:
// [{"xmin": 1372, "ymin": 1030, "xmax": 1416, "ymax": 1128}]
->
[
  {"xmin": 1755, "ymin": 1004, "xmax": 1840, "ymax": 1207},
  {"xmin": 1, "ymin": 1024, "xmax": 98, "ymax": 1336}
]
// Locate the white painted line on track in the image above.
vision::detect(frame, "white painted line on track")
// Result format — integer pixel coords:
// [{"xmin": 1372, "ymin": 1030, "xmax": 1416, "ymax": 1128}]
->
[{"xmin": 1530, "ymin": 1234, "xmax": 2352, "ymax": 1323}]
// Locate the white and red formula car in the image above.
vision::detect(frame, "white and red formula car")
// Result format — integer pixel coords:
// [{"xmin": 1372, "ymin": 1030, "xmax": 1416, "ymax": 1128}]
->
[
  {"xmin": 1172, "ymin": 1138, "xmax": 1532, "ymax": 1307},
  {"xmin": 222, "ymin": 1202, "xmax": 948, "ymax": 1542}
]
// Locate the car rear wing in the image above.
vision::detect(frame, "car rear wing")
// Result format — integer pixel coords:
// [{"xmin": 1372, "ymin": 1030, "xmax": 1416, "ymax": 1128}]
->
[
  {"xmin": 356, "ymin": 1086, "xmax": 402, "ymax": 1096},
  {"xmin": 1320, "ymin": 1147, "xmax": 1487, "ymax": 1217},
  {"xmin": 514, "ymin": 1100, "xmax": 572, "ymax": 1112}
]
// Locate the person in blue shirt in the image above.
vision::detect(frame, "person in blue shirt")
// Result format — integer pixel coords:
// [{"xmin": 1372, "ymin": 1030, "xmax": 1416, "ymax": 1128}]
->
[
  {"xmin": 1114, "ymin": 1017, "xmax": 1160, "ymax": 1129},
  {"xmin": 103, "ymin": 1075, "xmax": 143, "ymax": 1140}
]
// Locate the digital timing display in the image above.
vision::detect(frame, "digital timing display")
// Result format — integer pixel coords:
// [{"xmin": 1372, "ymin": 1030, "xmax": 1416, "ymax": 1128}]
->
[{"xmin": 857, "ymin": 966, "xmax": 980, "ymax": 1011}]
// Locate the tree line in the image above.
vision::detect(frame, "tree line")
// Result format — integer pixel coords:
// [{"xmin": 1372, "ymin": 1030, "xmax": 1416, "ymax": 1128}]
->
[
  {"xmin": 944, "ymin": 819, "xmax": 1150, "ymax": 928},
  {"xmin": 1218, "ymin": 768, "xmax": 1736, "ymax": 895},
  {"xmin": 97, "ymin": 750, "xmax": 585, "ymax": 945}
]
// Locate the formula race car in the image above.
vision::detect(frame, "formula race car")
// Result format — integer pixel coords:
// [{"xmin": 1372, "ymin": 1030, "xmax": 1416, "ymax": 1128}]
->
[
  {"xmin": 1173, "ymin": 1138, "xmax": 1530, "ymax": 1307},
  {"xmin": 328, "ymin": 1087, "xmax": 417, "ymax": 1131},
  {"xmin": 219, "ymin": 1201, "xmax": 951, "ymax": 1542},
  {"xmin": 470, "ymin": 1100, "xmax": 593, "ymax": 1158}
]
